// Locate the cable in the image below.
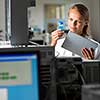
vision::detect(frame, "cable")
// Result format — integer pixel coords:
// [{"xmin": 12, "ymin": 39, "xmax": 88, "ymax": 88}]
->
[
  {"xmin": 29, "ymin": 40, "xmax": 41, "ymax": 46},
  {"xmin": 72, "ymin": 63, "xmax": 86, "ymax": 84},
  {"xmin": 55, "ymin": 63, "xmax": 79, "ymax": 84}
]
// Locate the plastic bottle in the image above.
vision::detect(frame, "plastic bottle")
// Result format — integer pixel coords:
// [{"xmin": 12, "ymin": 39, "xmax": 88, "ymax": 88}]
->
[{"xmin": 57, "ymin": 20, "xmax": 64, "ymax": 31}]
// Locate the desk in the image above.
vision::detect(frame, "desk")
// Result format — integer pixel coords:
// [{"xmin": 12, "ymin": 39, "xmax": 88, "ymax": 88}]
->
[{"xmin": 30, "ymin": 36, "xmax": 44, "ymax": 45}]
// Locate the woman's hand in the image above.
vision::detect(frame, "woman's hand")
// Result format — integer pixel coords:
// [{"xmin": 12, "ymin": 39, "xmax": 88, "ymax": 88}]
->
[
  {"xmin": 50, "ymin": 30, "xmax": 64, "ymax": 46},
  {"xmin": 82, "ymin": 48, "xmax": 94, "ymax": 60}
]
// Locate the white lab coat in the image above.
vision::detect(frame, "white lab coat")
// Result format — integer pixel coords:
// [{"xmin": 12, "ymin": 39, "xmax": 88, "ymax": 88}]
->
[{"xmin": 55, "ymin": 37, "xmax": 80, "ymax": 57}]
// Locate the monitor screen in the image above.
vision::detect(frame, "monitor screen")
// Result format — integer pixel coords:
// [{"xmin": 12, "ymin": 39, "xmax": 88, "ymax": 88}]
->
[
  {"xmin": 0, "ymin": 47, "xmax": 40, "ymax": 100},
  {"xmin": 9, "ymin": 0, "xmax": 29, "ymax": 46}
]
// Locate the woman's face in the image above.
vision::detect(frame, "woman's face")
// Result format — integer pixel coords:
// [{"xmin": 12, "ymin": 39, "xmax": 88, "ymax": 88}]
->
[{"xmin": 68, "ymin": 8, "xmax": 86, "ymax": 35}]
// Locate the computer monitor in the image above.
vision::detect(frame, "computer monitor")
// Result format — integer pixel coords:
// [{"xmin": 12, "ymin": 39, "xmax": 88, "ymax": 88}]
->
[
  {"xmin": 82, "ymin": 60, "xmax": 100, "ymax": 84},
  {"xmin": 54, "ymin": 56, "xmax": 82, "ymax": 100},
  {"xmin": 0, "ymin": 47, "xmax": 40, "ymax": 100},
  {"xmin": 28, "ymin": 0, "xmax": 36, "ymax": 7},
  {"xmin": 6, "ymin": 0, "xmax": 29, "ymax": 45},
  {"xmin": 0, "ymin": 46, "xmax": 56, "ymax": 100}
]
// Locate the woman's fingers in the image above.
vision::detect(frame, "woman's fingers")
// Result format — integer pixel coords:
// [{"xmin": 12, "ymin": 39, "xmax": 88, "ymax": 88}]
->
[
  {"xmin": 52, "ymin": 30, "xmax": 64, "ymax": 38},
  {"xmin": 51, "ymin": 30, "xmax": 64, "ymax": 46},
  {"xmin": 82, "ymin": 48, "xmax": 90, "ymax": 59},
  {"xmin": 82, "ymin": 48, "xmax": 94, "ymax": 60},
  {"xmin": 82, "ymin": 48, "xmax": 88, "ymax": 59},
  {"xmin": 89, "ymin": 48, "xmax": 94, "ymax": 59}
]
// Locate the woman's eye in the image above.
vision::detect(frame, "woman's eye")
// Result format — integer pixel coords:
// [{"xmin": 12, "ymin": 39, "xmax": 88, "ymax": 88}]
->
[
  {"xmin": 69, "ymin": 18, "xmax": 73, "ymax": 21},
  {"xmin": 78, "ymin": 21, "xmax": 82, "ymax": 24}
]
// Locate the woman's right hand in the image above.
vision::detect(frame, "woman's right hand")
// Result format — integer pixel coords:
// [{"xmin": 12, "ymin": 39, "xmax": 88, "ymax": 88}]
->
[{"xmin": 50, "ymin": 30, "xmax": 64, "ymax": 46}]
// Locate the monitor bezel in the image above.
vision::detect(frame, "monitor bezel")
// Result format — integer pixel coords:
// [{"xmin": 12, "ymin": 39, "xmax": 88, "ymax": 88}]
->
[{"xmin": 0, "ymin": 47, "xmax": 41, "ymax": 100}]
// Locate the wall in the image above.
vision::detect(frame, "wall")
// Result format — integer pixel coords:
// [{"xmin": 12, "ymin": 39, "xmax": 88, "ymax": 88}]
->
[
  {"xmin": 0, "ymin": 0, "xmax": 5, "ymax": 33},
  {"xmin": 89, "ymin": 0, "xmax": 100, "ymax": 42},
  {"xmin": 28, "ymin": 0, "xmax": 66, "ymax": 31}
]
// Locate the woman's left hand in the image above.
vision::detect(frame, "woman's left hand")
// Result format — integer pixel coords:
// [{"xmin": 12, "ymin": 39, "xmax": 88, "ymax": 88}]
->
[{"xmin": 81, "ymin": 48, "xmax": 94, "ymax": 60}]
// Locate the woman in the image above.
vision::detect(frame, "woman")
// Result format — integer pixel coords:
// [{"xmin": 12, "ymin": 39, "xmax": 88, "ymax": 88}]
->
[{"xmin": 50, "ymin": 3, "xmax": 100, "ymax": 60}]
